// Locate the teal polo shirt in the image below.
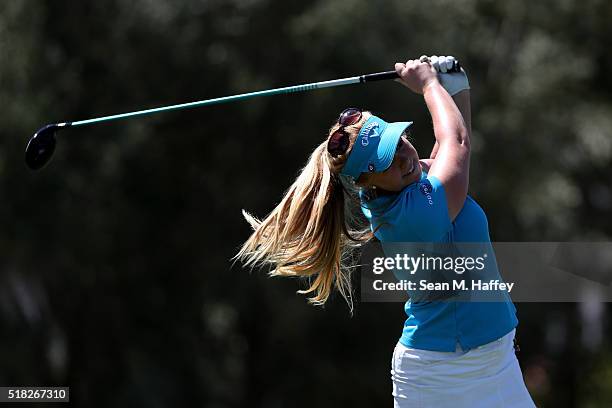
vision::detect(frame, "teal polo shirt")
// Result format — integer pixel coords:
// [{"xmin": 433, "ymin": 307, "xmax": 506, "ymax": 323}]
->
[{"xmin": 361, "ymin": 172, "xmax": 518, "ymax": 351}]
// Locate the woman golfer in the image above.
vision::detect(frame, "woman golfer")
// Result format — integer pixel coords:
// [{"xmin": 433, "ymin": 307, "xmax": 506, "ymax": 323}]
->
[{"xmin": 237, "ymin": 56, "xmax": 536, "ymax": 407}]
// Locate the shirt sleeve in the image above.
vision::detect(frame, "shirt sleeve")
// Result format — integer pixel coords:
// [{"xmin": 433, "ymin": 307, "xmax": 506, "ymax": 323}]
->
[{"xmin": 402, "ymin": 175, "xmax": 452, "ymax": 241}]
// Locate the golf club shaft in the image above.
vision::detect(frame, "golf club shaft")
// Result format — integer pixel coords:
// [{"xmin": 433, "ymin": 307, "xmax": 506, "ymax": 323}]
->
[
  {"xmin": 62, "ymin": 61, "xmax": 460, "ymax": 127},
  {"xmin": 64, "ymin": 71, "xmax": 399, "ymax": 127},
  {"xmin": 26, "ymin": 63, "xmax": 461, "ymax": 170}
]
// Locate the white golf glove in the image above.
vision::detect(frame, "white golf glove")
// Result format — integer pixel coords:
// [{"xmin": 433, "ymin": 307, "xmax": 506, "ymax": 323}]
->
[{"xmin": 420, "ymin": 55, "xmax": 470, "ymax": 96}]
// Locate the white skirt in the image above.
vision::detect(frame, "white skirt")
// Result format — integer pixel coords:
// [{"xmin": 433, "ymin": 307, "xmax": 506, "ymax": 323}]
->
[{"xmin": 391, "ymin": 329, "xmax": 536, "ymax": 407}]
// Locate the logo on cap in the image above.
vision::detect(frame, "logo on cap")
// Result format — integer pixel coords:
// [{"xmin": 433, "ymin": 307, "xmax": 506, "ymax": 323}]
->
[{"xmin": 360, "ymin": 122, "xmax": 380, "ymax": 147}]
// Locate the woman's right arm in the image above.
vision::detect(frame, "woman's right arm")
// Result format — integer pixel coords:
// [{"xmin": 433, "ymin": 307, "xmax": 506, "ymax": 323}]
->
[
  {"xmin": 394, "ymin": 59, "xmax": 470, "ymax": 221},
  {"xmin": 423, "ymin": 82, "xmax": 470, "ymax": 221},
  {"xmin": 430, "ymin": 91, "xmax": 471, "ymax": 158}
]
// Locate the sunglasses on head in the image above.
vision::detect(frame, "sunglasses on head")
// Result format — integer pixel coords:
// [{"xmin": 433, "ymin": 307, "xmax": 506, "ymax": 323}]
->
[{"xmin": 327, "ymin": 108, "xmax": 363, "ymax": 157}]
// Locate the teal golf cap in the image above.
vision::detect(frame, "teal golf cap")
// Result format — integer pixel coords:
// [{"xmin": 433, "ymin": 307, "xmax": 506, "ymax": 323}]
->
[{"xmin": 340, "ymin": 115, "xmax": 413, "ymax": 179}]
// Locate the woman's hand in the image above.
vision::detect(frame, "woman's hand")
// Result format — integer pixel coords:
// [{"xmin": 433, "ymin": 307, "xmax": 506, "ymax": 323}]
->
[{"xmin": 394, "ymin": 59, "xmax": 439, "ymax": 95}]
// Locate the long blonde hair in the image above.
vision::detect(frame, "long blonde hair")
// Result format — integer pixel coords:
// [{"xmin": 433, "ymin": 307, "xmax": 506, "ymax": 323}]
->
[{"xmin": 235, "ymin": 112, "xmax": 374, "ymax": 312}]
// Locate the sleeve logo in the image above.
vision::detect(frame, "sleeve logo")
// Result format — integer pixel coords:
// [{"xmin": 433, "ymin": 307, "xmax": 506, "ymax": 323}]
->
[{"xmin": 419, "ymin": 180, "xmax": 434, "ymax": 205}]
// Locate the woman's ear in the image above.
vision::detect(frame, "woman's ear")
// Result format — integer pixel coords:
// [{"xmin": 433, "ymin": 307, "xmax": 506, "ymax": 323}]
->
[{"xmin": 419, "ymin": 159, "xmax": 432, "ymax": 172}]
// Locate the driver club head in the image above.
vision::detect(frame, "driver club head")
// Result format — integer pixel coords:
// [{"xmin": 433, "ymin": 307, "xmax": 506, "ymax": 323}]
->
[{"xmin": 25, "ymin": 123, "xmax": 66, "ymax": 170}]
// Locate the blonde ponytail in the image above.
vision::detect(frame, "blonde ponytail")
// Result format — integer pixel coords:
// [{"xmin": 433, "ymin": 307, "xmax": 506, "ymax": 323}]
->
[{"xmin": 235, "ymin": 113, "xmax": 373, "ymax": 311}]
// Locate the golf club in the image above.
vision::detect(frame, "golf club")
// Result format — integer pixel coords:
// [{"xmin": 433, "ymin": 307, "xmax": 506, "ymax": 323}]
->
[{"xmin": 25, "ymin": 62, "xmax": 461, "ymax": 170}]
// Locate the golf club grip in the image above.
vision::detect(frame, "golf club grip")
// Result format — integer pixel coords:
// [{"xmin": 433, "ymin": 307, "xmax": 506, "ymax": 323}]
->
[
  {"xmin": 361, "ymin": 71, "xmax": 399, "ymax": 82},
  {"xmin": 362, "ymin": 61, "xmax": 462, "ymax": 83}
]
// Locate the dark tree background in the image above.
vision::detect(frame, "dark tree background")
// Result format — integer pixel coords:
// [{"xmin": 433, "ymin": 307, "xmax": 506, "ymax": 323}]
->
[{"xmin": 1, "ymin": 1, "xmax": 612, "ymax": 406}]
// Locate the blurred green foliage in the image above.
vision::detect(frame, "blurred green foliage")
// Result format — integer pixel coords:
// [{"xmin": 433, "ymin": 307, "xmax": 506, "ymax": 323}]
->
[{"xmin": 1, "ymin": 0, "xmax": 612, "ymax": 406}]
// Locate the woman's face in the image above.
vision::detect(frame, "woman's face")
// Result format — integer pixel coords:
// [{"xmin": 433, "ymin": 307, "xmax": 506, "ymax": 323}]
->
[{"xmin": 364, "ymin": 132, "xmax": 422, "ymax": 192}]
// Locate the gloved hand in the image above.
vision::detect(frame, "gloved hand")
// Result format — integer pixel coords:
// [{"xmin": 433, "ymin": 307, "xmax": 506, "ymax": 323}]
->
[{"xmin": 419, "ymin": 55, "xmax": 470, "ymax": 96}]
